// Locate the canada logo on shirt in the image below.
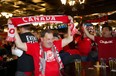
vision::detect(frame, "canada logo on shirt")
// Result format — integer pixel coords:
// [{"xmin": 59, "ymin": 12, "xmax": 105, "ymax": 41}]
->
[
  {"xmin": 100, "ymin": 40, "xmax": 113, "ymax": 44},
  {"xmin": 46, "ymin": 50, "xmax": 55, "ymax": 62}
]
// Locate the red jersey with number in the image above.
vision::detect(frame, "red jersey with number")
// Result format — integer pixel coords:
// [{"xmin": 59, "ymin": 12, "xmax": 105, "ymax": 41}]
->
[
  {"xmin": 95, "ymin": 36, "xmax": 116, "ymax": 60},
  {"xmin": 26, "ymin": 39, "xmax": 62, "ymax": 76}
]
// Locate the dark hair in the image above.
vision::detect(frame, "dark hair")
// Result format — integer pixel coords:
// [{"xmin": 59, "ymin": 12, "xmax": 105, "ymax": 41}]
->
[
  {"xmin": 40, "ymin": 29, "xmax": 53, "ymax": 37},
  {"xmin": 102, "ymin": 24, "xmax": 112, "ymax": 31},
  {"xmin": 19, "ymin": 24, "xmax": 31, "ymax": 30}
]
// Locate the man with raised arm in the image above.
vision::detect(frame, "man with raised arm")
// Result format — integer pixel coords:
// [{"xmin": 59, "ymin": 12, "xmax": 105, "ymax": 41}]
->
[
  {"xmin": 12, "ymin": 25, "xmax": 38, "ymax": 76},
  {"xmin": 83, "ymin": 23, "xmax": 116, "ymax": 60},
  {"xmin": 14, "ymin": 25, "xmax": 73, "ymax": 76}
]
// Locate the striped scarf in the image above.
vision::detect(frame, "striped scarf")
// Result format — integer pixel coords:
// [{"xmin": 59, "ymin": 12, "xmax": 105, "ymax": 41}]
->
[
  {"xmin": 39, "ymin": 43, "xmax": 64, "ymax": 76},
  {"xmin": 6, "ymin": 15, "xmax": 76, "ymax": 42}
]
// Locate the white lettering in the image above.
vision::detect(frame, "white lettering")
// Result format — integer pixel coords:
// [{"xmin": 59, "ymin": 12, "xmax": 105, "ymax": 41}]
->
[
  {"xmin": 26, "ymin": 35, "xmax": 38, "ymax": 43},
  {"xmin": 40, "ymin": 16, "xmax": 45, "ymax": 21},
  {"xmin": 46, "ymin": 16, "xmax": 51, "ymax": 20},
  {"xmin": 22, "ymin": 17, "xmax": 28, "ymax": 22},
  {"xmin": 51, "ymin": 16, "xmax": 56, "ymax": 21},
  {"xmin": 29, "ymin": 17, "xmax": 34, "ymax": 22},
  {"xmin": 99, "ymin": 40, "xmax": 113, "ymax": 44},
  {"xmin": 22, "ymin": 16, "xmax": 56, "ymax": 23},
  {"xmin": 34, "ymin": 16, "xmax": 39, "ymax": 21}
]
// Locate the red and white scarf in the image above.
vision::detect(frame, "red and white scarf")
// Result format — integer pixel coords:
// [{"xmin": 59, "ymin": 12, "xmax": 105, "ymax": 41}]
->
[
  {"xmin": 6, "ymin": 15, "xmax": 76, "ymax": 42},
  {"xmin": 39, "ymin": 43, "xmax": 64, "ymax": 76}
]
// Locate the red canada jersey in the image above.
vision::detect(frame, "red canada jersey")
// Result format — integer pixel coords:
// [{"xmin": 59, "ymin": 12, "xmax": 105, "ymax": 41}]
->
[
  {"xmin": 95, "ymin": 36, "xmax": 116, "ymax": 60},
  {"xmin": 26, "ymin": 39, "xmax": 62, "ymax": 76}
]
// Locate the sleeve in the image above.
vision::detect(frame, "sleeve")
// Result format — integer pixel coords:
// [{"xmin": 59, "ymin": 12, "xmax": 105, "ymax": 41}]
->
[
  {"xmin": 54, "ymin": 39, "xmax": 62, "ymax": 52},
  {"xmin": 26, "ymin": 43, "xmax": 39, "ymax": 56},
  {"xmin": 19, "ymin": 34, "xmax": 27, "ymax": 42},
  {"xmin": 12, "ymin": 48, "xmax": 23, "ymax": 57}
]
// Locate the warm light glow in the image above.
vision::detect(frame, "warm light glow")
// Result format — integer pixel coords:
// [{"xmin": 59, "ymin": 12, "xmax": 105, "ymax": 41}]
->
[
  {"xmin": 32, "ymin": 0, "xmax": 42, "ymax": 3},
  {"xmin": 1, "ymin": 12, "xmax": 13, "ymax": 18},
  {"xmin": 60, "ymin": 0, "xmax": 67, "ymax": 5},
  {"xmin": 4, "ymin": 27, "xmax": 8, "ymax": 32},
  {"xmin": 100, "ymin": 25, "xmax": 102, "ymax": 32},
  {"xmin": 32, "ymin": 22, "xmax": 39, "ymax": 26},
  {"xmin": 39, "ymin": 8, "xmax": 46, "ymax": 12},
  {"xmin": 43, "ymin": 26, "xmax": 46, "ymax": 30},
  {"xmin": 79, "ymin": 0, "xmax": 85, "ymax": 4},
  {"xmin": 41, "ymin": 3, "xmax": 46, "ymax": 6},
  {"xmin": 38, "ymin": 22, "xmax": 46, "ymax": 26},
  {"xmin": 50, "ymin": 25, "xmax": 53, "ymax": 29},
  {"xmin": 69, "ymin": 0, "xmax": 75, "ymax": 6},
  {"xmin": 112, "ymin": 27, "xmax": 115, "ymax": 30},
  {"xmin": 74, "ymin": 22, "xmax": 78, "ymax": 27},
  {"xmin": 61, "ymin": 0, "xmax": 85, "ymax": 6},
  {"xmin": 96, "ymin": 61, "xmax": 100, "ymax": 76},
  {"xmin": 1, "ymin": 12, "xmax": 7, "ymax": 16},
  {"xmin": 91, "ymin": 22, "xmax": 98, "ymax": 25}
]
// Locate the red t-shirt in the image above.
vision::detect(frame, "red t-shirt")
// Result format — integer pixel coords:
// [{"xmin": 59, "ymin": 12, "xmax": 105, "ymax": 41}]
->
[
  {"xmin": 76, "ymin": 37, "xmax": 92, "ymax": 56},
  {"xmin": 26, "ymin": 39, "xmax": 62, "ymax": 76},
  {"xmin": 95, "ymin": 36, "xmax": 116, "ymax": 60},
  {"xmin": 63, "ymin": 43, "xmax": 80, "ymax": 55}
]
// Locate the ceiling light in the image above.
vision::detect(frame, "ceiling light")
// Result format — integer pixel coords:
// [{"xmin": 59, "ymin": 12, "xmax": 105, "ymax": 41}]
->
[
  {"xmin": 39, "ymin": 8, "xmax": 46, "ymax": 12},
  {"xmin": 1, "ymin": 12, "xmax": 7, "ymax": 16},
  {"xmin": 61, "ymin": 0, "xmax": 86, "ymax": 6},
  {"xmin": 41, "ymin": 3, "xmax": 46, "ymax": 6},
  {"xmin": 60, "ymin": 0, "xmax": 67, "ymax": 5},
  {"xmin": 1, "ymin": 12, "xmax": 13, "ymax": 18},
  {"xmin": 79, "ymin": 0, "xmax": 85, "ymax": 4},
  {"xmin": 32, "ymin": 0, "xmax": 42, "ymax": 3},
  {"xmin": 69, "ymin": 0, "xmax": 75, "ymax": 6}
]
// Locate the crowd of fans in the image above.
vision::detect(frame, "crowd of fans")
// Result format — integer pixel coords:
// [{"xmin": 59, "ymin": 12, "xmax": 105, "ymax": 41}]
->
[{"xmin": 0, "ymin": 22, "xmax": 116, "ymax": 76}]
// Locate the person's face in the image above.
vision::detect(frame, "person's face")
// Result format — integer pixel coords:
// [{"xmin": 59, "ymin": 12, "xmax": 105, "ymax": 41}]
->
[
  {"xmin": 102, "ymin": 27, "xmax": 112, "ymax": 37},
  {"xmin": 41, "ymin": 33, "xmax": 54, "ymax": 48}
]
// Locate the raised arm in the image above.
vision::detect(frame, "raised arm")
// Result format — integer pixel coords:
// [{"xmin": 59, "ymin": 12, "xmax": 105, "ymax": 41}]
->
[
  {"xmin": 82, "ymin": 25, "xmax": 95, "ymax": 41},
  {"xmin": 14, "ymin": 27, "xmax": 27, "ymax": 51},
  {"xmin": 62, "ymin": 25, "xmax": 73, "ymax": 47}
]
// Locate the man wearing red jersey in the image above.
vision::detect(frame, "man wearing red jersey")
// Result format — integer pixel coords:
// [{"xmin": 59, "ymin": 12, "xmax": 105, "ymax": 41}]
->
[
  {"xmin": 14, "ymin": 26, "xmax": 73, "ymax": 76},
  {"xmin": 83, "ymin": 23, "xmax": 116, "ymax": 60},
  {"xmin": 75, "ymin": 33, "xmax": 92, "ymax": 61}
]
